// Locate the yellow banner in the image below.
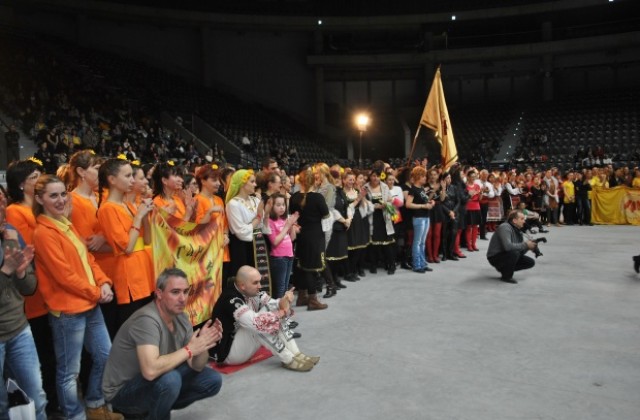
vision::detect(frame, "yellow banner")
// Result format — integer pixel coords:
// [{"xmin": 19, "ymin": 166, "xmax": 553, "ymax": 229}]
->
[
  {"xmin": 420, "ymin": 67, "xmax": 458, "ymax": 171},
  {"xmin": 591, "ymin": 186, "xmax": 640, "ymax": 225},
  {"xmin": 152, "ymin": 209, "xmax": 223, "ymax": 325}
]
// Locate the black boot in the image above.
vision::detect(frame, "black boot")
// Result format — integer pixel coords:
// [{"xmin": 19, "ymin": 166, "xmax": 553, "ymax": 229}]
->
[
  {"xmin": 335, "ymin": 277, "xmax": 347, "ymax": 289},
  {"xmin": 323, "ymin": 285, "xmax": 337, "ymax": 298},
  {"xmin": 387, "ymin": 263, "xmax": 396, "ymax": 275},
  {"xmin": 344, "ymin": 273, "xmax": 358, "ymax": 282},
  {"xmin": 322, "ymin": 267, "xmax": 337, "ymax": 298}
]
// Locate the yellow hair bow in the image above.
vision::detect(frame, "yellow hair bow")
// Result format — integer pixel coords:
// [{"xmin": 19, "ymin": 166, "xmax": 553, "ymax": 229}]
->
[{"xmin": 28, "ymin": 157, "xmax": 43, "ymax": 166}]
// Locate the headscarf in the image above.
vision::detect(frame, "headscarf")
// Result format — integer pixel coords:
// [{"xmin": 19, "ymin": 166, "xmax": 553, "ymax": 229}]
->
[{"xmin": 225, "ymin": 169, "xmax": 254, "ymax": 204}]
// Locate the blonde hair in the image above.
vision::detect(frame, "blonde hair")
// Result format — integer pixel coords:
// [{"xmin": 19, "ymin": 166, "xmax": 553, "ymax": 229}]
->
[
  {"xmin": 314, "ymin": 163, "xmax": 335, "ymax": 186},
  {"xmin": 298, "ymin": 166, "xmax": 315, "ymax": 207}
]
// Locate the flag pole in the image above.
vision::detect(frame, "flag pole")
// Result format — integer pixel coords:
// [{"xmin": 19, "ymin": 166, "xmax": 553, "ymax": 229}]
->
[{"xmin": 406, "ymin": 125, "xmax": 422, "ymax": 167}]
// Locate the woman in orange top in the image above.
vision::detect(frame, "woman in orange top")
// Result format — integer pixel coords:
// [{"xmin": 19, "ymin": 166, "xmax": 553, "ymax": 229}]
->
[
  {"xmin": 4, "ymin": 159, "xmax": 61, "ymax": 417},
  {"xmin": 152, "ymin": 162, "xmax": 195, "ymax": 221},
  {"xmin": 97, "ymin": 158, "xmax": 154, "ymax": 328},
  {"xmin": 67, "ymin": 151, "xmax": 113, "ymax": 263},
  {"xmin": 125, "ymin": 161, "xmax": 154, "ymax": 267},
  {"xmin": 32, "ymin": 175, "xmax": 120, "ymax": 420},
  {"xmin": 195, "ymin": 164, "xmax": 230, "ymax": 287},
  {"xmin": 67, "ymin": 150, "xmax": 121, "ymax": 337}
]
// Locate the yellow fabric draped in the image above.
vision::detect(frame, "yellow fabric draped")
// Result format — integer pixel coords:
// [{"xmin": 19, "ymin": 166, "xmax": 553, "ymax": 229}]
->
[
  {"xmin": 420, "ymin": 67, "xmax": 458, "ymax": 171},
  {"xmin": 591, "ymin": 186, "xmax": 640, "ymax": 225},
  {"xmin": 151, "ymin": 208, "xmax": 223, "ymax": 325}
]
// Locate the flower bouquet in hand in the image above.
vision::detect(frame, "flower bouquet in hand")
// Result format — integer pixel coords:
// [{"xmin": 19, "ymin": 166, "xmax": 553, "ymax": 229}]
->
[{"xmin": 384, "ymin": 201, "xmax": 402, "ymax": 224}]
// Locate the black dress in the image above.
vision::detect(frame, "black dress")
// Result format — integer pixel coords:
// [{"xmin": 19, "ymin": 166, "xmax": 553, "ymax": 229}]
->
[
  {"xmin": 346, "ymin": 190, "xmax": 370, "ymax": 250},
  {"xmin": 326, "ymin": 187, "xmax": 349, "ymax": 261},
  {"xmin": 289, "ymin": 191, "xmax": 329, "ymax": 271},
  {"xmin": 426, "ymin": 184, "xmax": 445, "ymax": 224},
  {"xmin": 369, "ymin": 191, "xmax": 394, "ymax": 245}
]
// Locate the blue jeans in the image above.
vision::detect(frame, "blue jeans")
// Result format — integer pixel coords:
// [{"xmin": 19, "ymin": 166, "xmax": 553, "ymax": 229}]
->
[
  {"xmin": 109, "ymin": 363, "xmax": 222, "ymax": 420},
  {"xmin": 49, "ymin": 306, "xmax": 111, "ymax": 420},
  {"xmin": 270, "ymin": 256, "xmax": 294, "ymax": 298},
  {"xmin": 412, "ymin": 217, "xmax": 430, "ymax": 270},
  {"xmin": 0, "ymin": 325, "xmax": 48, "ymax": 420}
]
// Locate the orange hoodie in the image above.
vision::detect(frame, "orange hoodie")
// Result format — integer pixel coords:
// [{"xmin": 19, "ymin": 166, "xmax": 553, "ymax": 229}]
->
[
  {"xmin": 5, "ymin": 203, "xmax": 47, "ymax": 319},
  {"xmin": 33, "ymin": 215, "xmax": 112, "ymax": 314}
]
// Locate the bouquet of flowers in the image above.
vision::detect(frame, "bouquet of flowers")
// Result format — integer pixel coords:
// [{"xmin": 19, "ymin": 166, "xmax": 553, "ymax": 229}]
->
[{"xmin": 383, "ymin": 201, "xmax": 402, "ymax": 224}]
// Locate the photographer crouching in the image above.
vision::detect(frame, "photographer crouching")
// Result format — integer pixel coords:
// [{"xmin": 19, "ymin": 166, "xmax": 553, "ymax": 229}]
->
[{"xmin": 486, "ymin": 210, "xmax": 536, "ymax": 284}]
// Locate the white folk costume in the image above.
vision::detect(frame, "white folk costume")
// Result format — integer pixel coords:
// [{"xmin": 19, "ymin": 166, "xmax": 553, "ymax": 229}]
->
[{"xmin": 210, "ymin": 286, "xmax": 300, "ymax": 365}]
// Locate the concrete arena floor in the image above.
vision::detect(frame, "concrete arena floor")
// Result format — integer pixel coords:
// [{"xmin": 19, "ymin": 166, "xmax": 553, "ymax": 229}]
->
[{"xmin": 173, "ymin": 225, "xmax": 640, "ymax": 420}]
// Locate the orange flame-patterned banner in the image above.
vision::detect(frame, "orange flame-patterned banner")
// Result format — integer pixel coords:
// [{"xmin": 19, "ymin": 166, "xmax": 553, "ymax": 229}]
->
[{"xmin": 152, "ymin": 208, "xmax": 223, "ymax": 325}]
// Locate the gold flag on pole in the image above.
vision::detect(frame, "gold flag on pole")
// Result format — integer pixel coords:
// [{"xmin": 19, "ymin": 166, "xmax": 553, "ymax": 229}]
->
[{"xmin": 419, "ymin": 67, "xmax": 458, "ymax": 170}]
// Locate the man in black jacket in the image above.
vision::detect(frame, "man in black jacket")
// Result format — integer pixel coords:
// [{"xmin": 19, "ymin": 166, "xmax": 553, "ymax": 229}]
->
[
  {"xmin": 441, "ymin": 172, "xmax": 460, "ymax": 260},
  {"xmin": 486, "ymin": 211, "xmax": 536, "ymax": 284}
]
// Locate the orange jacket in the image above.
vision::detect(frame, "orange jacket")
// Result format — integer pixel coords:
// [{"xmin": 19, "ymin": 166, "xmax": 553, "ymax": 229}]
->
[
  {"xmin": 33, "ymin": 215, "xmax": 112, "ymax": 314},
  {"xmin": 6, "ymin": 203, "xmax": 47, "ymax": 318}
]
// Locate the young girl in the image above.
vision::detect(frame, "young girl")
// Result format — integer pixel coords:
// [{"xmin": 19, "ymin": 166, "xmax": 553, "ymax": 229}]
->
[
  {"xmin": 268, "ymin": 193, "xmax": 299, "ymax": 298},
  {"xmin": 97, "ymin": 158, "xmax": 155, "ymax": 328}
]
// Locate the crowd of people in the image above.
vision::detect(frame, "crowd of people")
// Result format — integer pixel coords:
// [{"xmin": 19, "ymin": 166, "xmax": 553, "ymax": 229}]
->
[{"xmin": 2, "ymin": 147, "xmax": 640, "ymax": 420}]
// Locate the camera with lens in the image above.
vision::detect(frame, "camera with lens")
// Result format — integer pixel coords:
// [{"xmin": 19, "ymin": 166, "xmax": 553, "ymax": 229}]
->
[{"xmin": 532, "ymin": 237, "xmax": 547, "ymax": 258}]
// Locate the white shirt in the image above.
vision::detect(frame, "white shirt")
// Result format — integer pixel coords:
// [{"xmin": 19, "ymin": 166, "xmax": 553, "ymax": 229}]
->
[{"xmin": 226, "ymin": 196, "xmax": 261, "ymax": 242}]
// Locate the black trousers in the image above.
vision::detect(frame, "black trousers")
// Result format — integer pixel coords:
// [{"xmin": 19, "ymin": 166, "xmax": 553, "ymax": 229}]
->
[
  {"xmin": 441, "ymin": 216, "xmax": 458, "ymax": 258},
  {"xmin": 479, "ymin": 202, "xmax": 489, "ymax": 238},
  {"xmin": 563, "ymin": 202, "xmax": 576, "ymax": 225},
  {"xmin": 487, "ymin": 249, "xmax": 535, "ymax": 280},
  {"xmin": 576, "ymin": 196, "xmax": 591, "ymax": 225}
]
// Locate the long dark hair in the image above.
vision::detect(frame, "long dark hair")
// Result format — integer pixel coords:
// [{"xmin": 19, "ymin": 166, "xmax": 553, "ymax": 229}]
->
[
  {"xmin": 97, "ymin": 158, "xmax": 130, "ymax": 208},
  {"xmin": 152, "ymin": 162, "xmax": 180, "ymax": 198}
]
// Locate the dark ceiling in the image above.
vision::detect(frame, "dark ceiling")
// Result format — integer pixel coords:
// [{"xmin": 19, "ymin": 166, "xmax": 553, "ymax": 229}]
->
[{"xmin": 100, "ymin": 0, "xmax": 556, "ymax": 16}]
